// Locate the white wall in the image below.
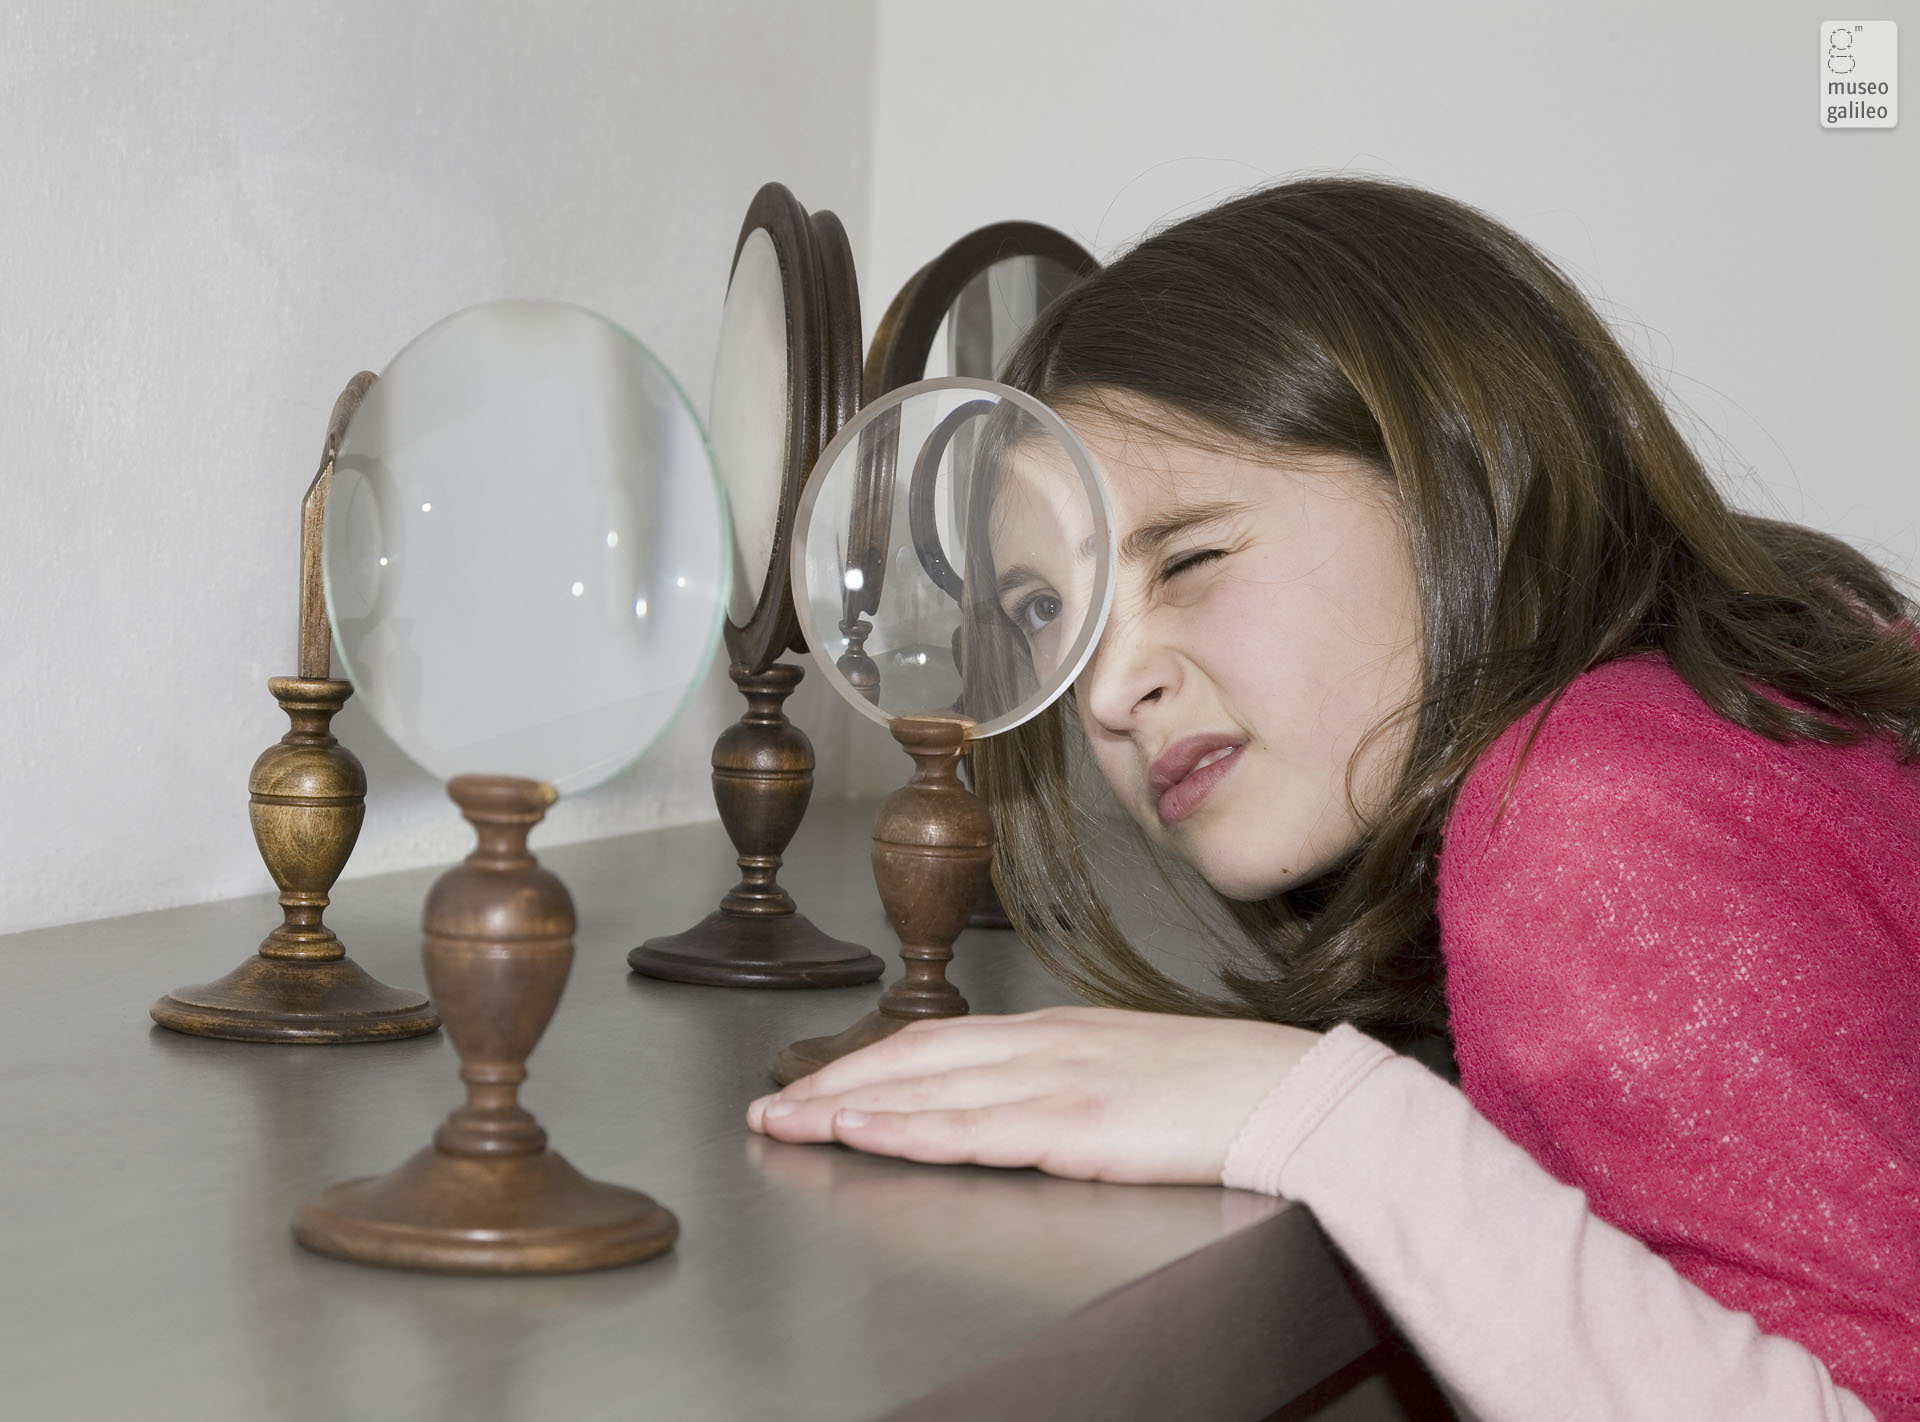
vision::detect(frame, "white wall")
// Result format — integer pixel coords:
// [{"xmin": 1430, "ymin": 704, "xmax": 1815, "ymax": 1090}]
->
[
  {"xmin": 7, "ymin": 0, "xmax": 1913, "ymax": 932},
  {"xmin": 0, "ymin": 0, "xmax": 876, "ymax": 934},
  {"xmin": 865, "ymin": 0, "xmax": 1915, "ymax": 603}
]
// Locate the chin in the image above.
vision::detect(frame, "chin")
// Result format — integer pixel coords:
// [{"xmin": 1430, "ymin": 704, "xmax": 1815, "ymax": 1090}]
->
[
  {"xmin": 1150, "ymin": 816, "xmax": 1301, "ymax": 902},
  {"xmin": 1192, "ymin": 855, "xmax": 1296, "ymax": 903},
  {"xmin": 1180, "ymin": 814, "xmax": 1341, "ymax": 900}
]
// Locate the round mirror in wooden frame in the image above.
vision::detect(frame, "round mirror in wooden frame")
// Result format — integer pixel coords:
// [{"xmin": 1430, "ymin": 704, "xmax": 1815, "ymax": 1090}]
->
[
  {"xmin": 629, "ymin": 185, "xmax": 882, "ymax": 990},
  {"xmin": 865, "ymin": 222, "xmax": 1098, "ymax": 398}
]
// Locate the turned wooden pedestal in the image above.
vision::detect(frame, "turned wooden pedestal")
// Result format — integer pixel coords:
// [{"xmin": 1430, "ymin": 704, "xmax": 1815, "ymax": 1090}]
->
[
  {"xmin": 151, "ymin": 677, "xmax": 439, "ymax": 1044},
  {"xmin": 294, "ymin": 776, "xmax": 676, "ymax": 1274},
  {"xmin": 629, "ymin": 663, "xmax": 881, "ymax": 988},
  {"xmin": 771, "ymin": 715, "xmax": 991, "ymax": 1084}
]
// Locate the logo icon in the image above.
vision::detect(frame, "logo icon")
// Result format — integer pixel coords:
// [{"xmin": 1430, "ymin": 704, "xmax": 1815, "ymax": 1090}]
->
[{"xmin": 1821, "ymin": 21, "xmax": 1898, "ymax": 128}]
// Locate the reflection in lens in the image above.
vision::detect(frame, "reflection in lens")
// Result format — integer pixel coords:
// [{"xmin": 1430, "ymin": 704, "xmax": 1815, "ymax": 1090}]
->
[
  {"xmin": 792, "ymin": 379, "xmax": 1113, "ymax": 739},
  {"xmin": 963, "ymin": 406, "xmax": 1097, "ymax": 715}
]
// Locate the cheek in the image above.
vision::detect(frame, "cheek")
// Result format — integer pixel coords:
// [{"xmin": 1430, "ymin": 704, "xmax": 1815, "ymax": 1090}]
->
[
  {"xmin": 1184, "ymin": 580, "xmax": 1270, "ymax": 654},
  {"xmin": 1177, "ymin": 574, "xmax": 1321, "ymax": 727},
  {"xmin": 1175, "ymin": 583, "xmax": 1413, "ymax": 875},
  {"xmin": 1205, "ymin": 559, "xmax": 1412, "ymax": 726}
]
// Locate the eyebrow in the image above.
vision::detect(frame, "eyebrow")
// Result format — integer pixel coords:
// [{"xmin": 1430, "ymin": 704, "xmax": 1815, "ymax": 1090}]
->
[
  {"xmin": 1119, "ymin": 499, "xmax": 1241, "ymax": 562},
  {"xmin": 994, "ymin": 536, "xmax": 1096, "ymax": 606}
]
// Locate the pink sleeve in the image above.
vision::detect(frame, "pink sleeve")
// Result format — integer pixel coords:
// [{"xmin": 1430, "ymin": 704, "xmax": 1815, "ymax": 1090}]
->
[{"xmin": 1222, "ymin": 1026, "xmax": 1878, "ymax": 1422}]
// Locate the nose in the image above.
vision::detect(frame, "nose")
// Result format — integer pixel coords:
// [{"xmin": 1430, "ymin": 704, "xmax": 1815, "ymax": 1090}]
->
[{"xmin": 1078, "ymin": 603, "xmax": 1181, "ymax": 734}]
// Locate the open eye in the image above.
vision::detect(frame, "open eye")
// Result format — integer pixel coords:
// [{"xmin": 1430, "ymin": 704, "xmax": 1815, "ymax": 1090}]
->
[
  {"xmin": 1158, "ymin": 548, "xmax": 1226, "ymax": 584},
  {"xmin": 1008, "ymin": 588, "xmax": 1065, "ymax": 635}
]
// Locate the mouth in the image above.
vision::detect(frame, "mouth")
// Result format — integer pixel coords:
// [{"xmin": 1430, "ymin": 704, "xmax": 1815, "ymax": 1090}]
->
[{"xmin": 1149, "ymin": 735, "xmax": 1246, "ymax": 826}]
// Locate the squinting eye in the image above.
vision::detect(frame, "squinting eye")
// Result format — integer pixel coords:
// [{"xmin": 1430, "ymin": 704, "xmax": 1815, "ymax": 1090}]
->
[
  {"xmin": 1158, "ymin": 548, "xmax": 1225, "ymax": 584},
  {"xmin": 1010, "ymin": 590, "xmax": 1064, "ymax": 635}
]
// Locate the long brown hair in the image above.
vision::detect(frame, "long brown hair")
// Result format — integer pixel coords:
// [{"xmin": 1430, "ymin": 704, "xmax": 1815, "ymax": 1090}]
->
[{"xmin": 973, "ymin": 176, "xmax": 1920, "ymax": 1040}]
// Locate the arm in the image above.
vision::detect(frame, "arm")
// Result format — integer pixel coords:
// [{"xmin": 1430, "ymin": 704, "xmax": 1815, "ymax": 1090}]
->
[{"xmin": 1223, "ymin": 1026, "xmax": 1878, "ymax": 1422}]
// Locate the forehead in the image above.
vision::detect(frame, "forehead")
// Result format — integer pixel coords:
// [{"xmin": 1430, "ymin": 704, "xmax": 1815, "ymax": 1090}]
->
[
  {"xmin": 1058, "ymin": 408, "xmax": 1394, "ymax": 530},
  {"xmin": 1067, "ymin": 416, "xmax": 1266, "ymax": 508},
  {"xmin": 991, "ymin": 435, "xmax": 1091, "ymax": 518},
  {"xmin": 989, "ymin": 419, "xmax": 1255, "ymax": 574},
  {"xmin": 991, "ymin": 415, "xmax": 1244, "ymax": 517},
  {"xmin": 986, "ymin": 438, "xmax": 1101, "ymax": 576}
]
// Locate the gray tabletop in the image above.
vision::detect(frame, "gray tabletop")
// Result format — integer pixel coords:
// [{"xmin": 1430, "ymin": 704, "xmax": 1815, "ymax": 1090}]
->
[{"xmin": 0, "ymin": 799, "xmax": 1380, "ymax": 1421}]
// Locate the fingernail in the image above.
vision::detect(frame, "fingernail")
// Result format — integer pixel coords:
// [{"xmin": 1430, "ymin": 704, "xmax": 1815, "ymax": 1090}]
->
[
  {"xmin": 764, "ymin": 1100, "xmax": 796, "ymax": 1119},
  {"xmin": 836, "ymin": 1109, "xmax": 869, "ymax": 1128}
]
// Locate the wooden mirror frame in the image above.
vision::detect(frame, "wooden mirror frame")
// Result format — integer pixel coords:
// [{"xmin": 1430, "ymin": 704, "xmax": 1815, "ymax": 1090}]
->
[
  {"xmin": 865, "ymin": 222, "xmax": 1099, "ymax": 400},
  {"xmin": 805, "ymin": 207, "xmax": 864, "ymax": 643},
  {"xmin": 723, "ymin": 183, "xmax": 822, "ymax": 674},
  {"xmin": 842, "ymin": 223, "xmax": 1098, "ymax": 634},
  {"xmin": 628, "ymin": 187, "xmax": 882, "ymax": 990}
]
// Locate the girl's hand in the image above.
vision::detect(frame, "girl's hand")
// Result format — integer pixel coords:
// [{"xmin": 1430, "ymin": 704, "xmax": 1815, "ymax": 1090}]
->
[{"xmin": 746, "ymin": 1006, "xmax": 1321, "ymax": 1185}]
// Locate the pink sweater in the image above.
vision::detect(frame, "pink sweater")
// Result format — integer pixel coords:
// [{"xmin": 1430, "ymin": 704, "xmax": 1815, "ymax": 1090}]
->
[{"xmin": 1224, "ymin": 655, "xmax": 1920, "ymax": 1419}]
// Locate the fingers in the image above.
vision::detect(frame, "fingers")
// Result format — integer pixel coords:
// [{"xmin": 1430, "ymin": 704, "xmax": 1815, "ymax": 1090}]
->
[
  {"xmin": 829, "ymin": 1103, "xmax": 1057, "ymax": 1169},
  {"xmin": 750, "ymin": 1060, "xmax": 1047, "ymax": 1140},
  {"xmin": 741, "ymin": 1008, "xmax": 1125, "ymax": 1175},
  {"xmin": 773, "ymin": 1010, "xmax": 1068, "ymax": 1103}
]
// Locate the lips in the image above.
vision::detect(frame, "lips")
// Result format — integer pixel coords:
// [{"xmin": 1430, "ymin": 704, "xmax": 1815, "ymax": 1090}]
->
[{"xmin": 1149, "ymin": 734, "xmax": 1246, "ymax": 825}]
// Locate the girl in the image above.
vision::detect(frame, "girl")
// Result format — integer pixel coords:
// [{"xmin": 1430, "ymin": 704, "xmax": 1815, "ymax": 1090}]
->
[{"xmin": 748, "ymin": 178, "xmax": 1920, "ymax": 1419}]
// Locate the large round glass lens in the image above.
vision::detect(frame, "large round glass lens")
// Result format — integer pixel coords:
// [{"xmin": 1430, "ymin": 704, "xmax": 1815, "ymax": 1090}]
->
[{"xmin": 324, "ymin": 299, "xmax": 729, "ymax": 793}]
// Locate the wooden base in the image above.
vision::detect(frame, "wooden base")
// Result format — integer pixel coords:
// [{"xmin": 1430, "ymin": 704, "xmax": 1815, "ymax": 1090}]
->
[
  {"xmin": 158, "ymin": 674, "xmax": 434, "ymax": 1044},
  {"xmin": 770, "ymin": 1005, "xmax": 930, "ymax": 1086},
  {"xmin": 151, "ymin": 955, "xmax": 439, "ymax": 1044},
  {"xmin": 293, "ymin": 1144, "xmax": 678, "ymax": 1275},
  {"xmin": 629, "ymin": 909, "xmax": 883, "ymax": 989},
  {"xmin": 295, "ymin": 776, "xmax": 677, "ymax": 1277},
  {"xmin": 634, "ymin": 661, "xmax": 882, "ymax": 990}
]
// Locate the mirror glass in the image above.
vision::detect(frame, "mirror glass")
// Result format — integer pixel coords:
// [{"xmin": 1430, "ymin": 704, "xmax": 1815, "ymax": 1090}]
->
[
  {"xmin": 325, "ymin": 299, "xmax": 730, "ymax": 793},
  {"xmin": 921, "ymin": 255, "xmax": 1083, "ymax": 382},
  {"xmin": 791, "ymin": 378, "xmax": 1115, "ymax": 738},
  {"xmin": 708, "ymin": 228, "xmax": 791, "ymax": 626}
]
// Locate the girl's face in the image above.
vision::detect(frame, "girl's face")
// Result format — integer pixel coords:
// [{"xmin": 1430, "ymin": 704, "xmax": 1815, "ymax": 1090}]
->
[{"xmin": 998, "ymin": 403, "xmax": 1423, "ymax": 901}]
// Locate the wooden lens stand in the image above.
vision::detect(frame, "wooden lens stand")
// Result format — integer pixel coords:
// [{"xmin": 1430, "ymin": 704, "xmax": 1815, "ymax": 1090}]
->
[
  {"xmin": 770, "ymin": 716, "xmax": 992, "ymax": 1085},
  {"xmin": 294, "ymin": 776, "xmax": 678, "ymax": 1274},
  {"xmin": 629, "ymin": 663, "xmax": 884, "ymax": 988},
  {"xmin": 151, "ymin": 678, "xmax": 439, "ymax": 1043},
  {"xmin": 154, "ymin": 374, "xmax": 436, "ymax": 1044}
]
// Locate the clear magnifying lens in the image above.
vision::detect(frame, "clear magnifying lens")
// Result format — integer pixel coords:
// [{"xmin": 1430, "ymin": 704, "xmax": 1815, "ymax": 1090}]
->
[
  {"xmin": 790, "ymin": 377, "xmax": 1115, "ymax": 738},
  {"xmin": 325, "ymin": 299, "xmax": 730, "ymax": 792}
]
